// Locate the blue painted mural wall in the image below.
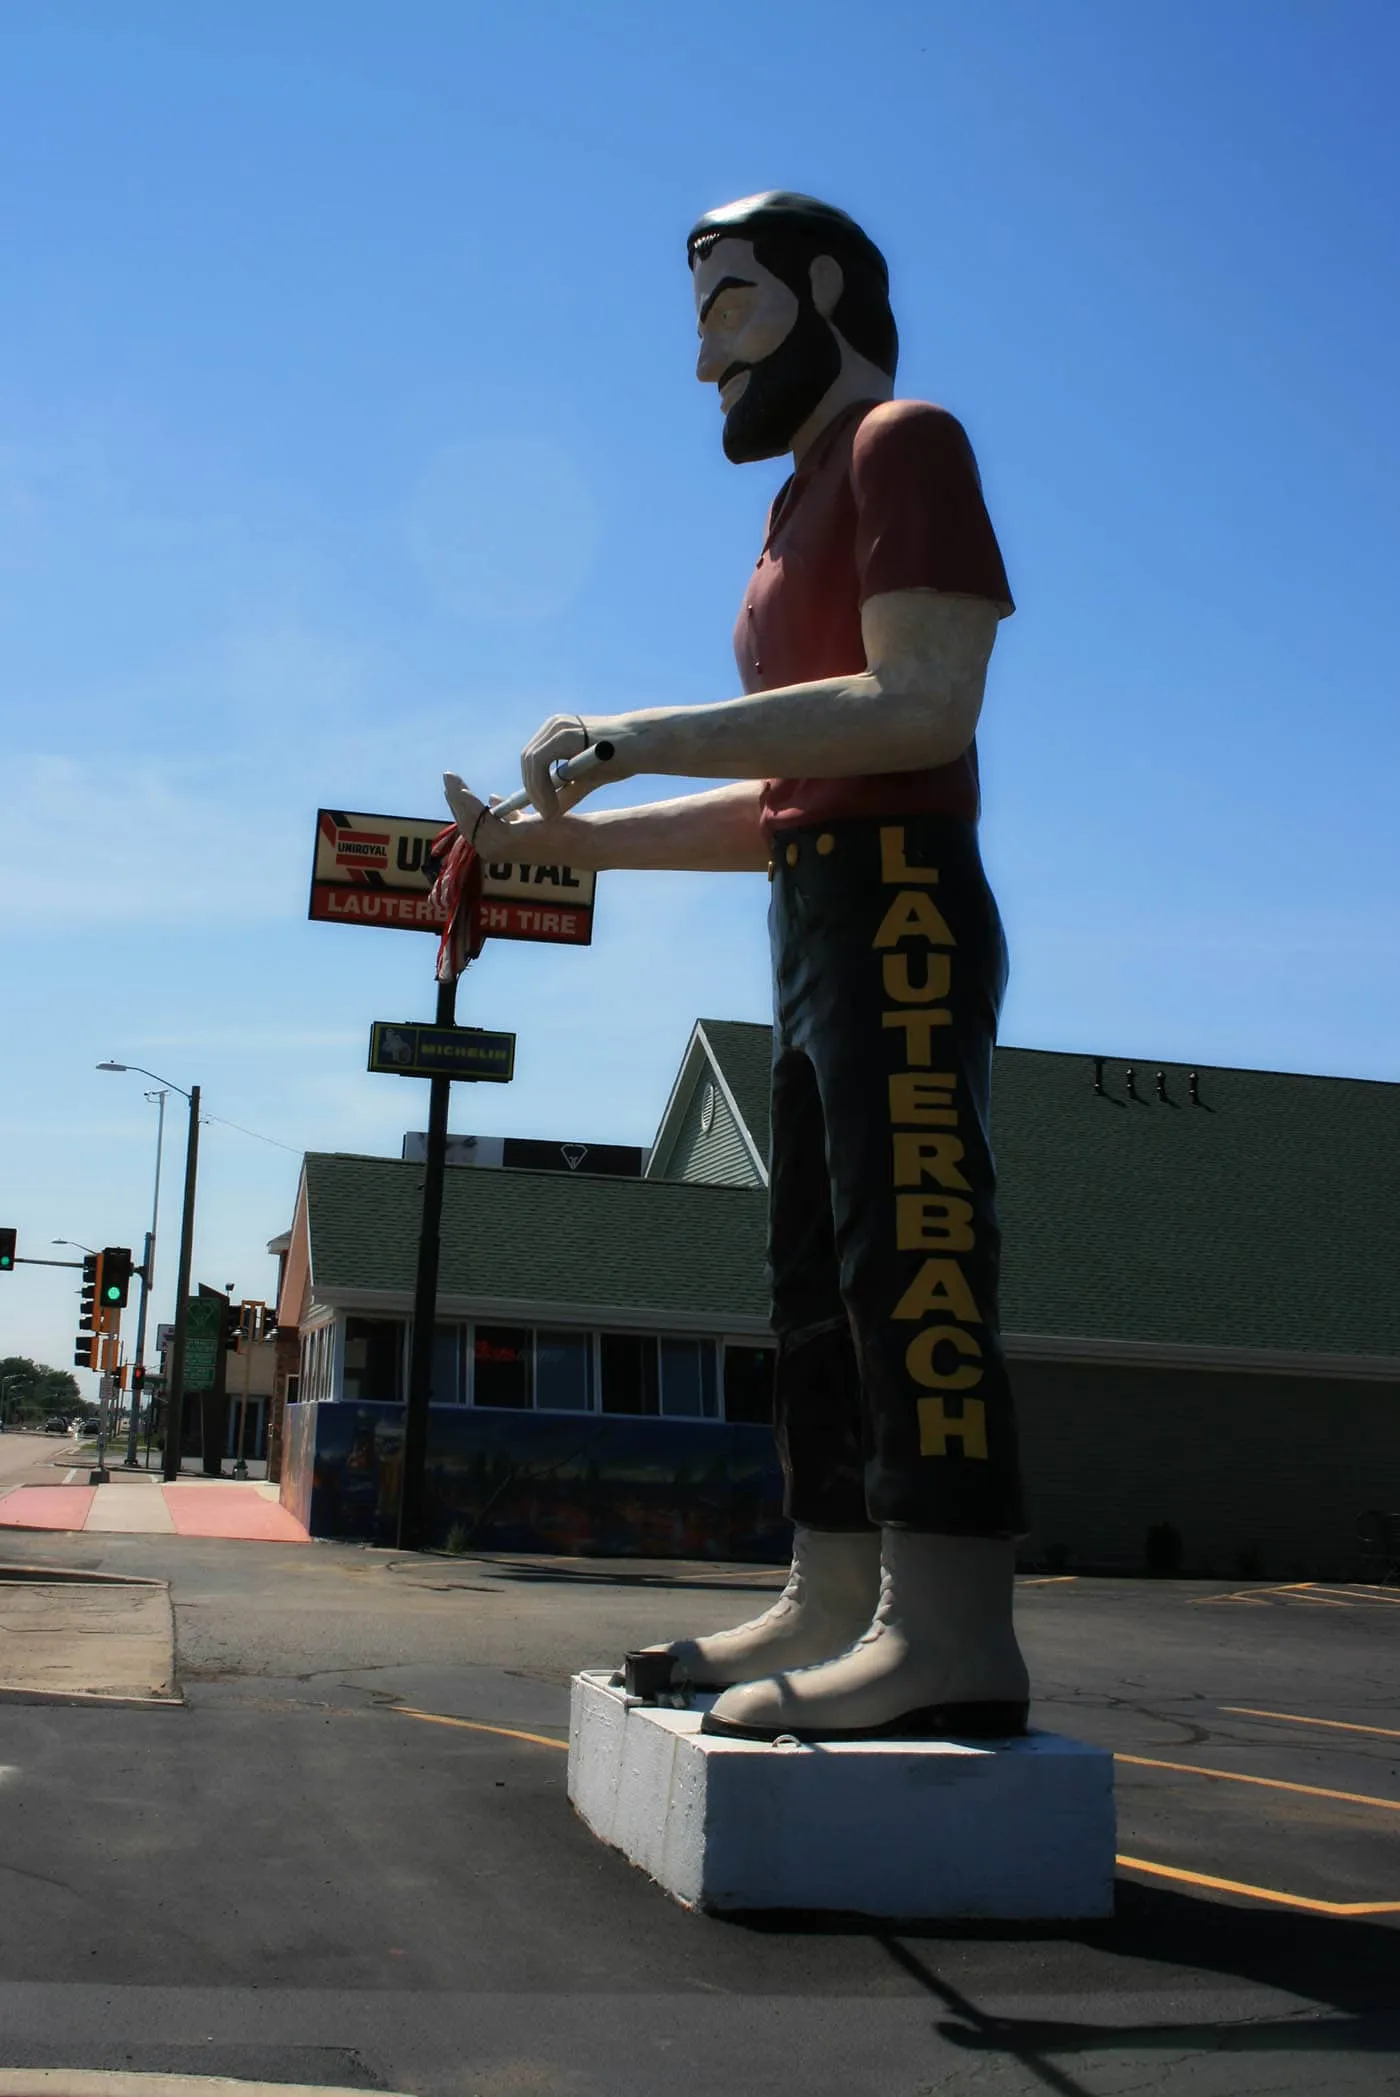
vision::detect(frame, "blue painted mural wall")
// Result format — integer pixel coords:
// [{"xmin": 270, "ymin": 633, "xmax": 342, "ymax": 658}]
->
[{"xmin": 279, "ymin": 1401, "xmax": 789, "ymax": 1561}]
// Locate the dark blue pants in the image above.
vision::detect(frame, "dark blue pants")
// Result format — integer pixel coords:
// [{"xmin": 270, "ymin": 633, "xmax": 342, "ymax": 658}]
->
[{"xmin": 767, "ymin": 816, "xmax": 1025, "ymax": 1536}]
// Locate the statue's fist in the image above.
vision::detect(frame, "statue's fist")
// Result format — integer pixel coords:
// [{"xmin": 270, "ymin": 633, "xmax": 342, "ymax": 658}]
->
[{"xmin": 520, "ymin": 714, "xmax": 592, "ymax": 817}]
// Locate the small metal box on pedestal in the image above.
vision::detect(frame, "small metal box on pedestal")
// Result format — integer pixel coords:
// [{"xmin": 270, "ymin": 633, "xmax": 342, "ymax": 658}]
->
[{"xmin": 568, "ymin": 1670, "xmax": 1115, "ymax": 1917}]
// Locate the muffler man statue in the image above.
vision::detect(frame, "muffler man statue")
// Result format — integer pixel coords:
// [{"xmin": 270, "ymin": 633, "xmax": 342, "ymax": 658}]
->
[{"xmin": 446, "ymin": 191, "xmax": 1028, "ymax": 1742}]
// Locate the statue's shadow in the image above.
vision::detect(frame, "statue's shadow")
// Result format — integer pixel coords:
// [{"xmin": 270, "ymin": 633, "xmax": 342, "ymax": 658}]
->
[{"xmin": 730, "ymin": 1882, "xmax": 1400, "ymax": 2084}]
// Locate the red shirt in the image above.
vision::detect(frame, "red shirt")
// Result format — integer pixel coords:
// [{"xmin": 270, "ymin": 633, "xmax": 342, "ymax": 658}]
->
[{"xmin": 733, "ymin": 398, "xmax": 1014, "ymax": 833}]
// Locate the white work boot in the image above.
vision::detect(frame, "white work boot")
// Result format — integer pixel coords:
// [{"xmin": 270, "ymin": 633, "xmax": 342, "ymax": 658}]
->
[
  {"xmin": 702, "ymin": 1529, "xmax": 1029, "ymax": 1740},
  {"xmin": 630, "ymin": 1527, "xmax": 882, "ymax": 1692}
]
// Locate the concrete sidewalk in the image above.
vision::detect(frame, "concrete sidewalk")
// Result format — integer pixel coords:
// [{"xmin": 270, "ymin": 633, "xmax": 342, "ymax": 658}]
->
[
  {"xmin": 0, "ymin": 1567, "xmax": 177, "ymax": 1701},
  {"xmin": 0, "ymin": 1477, "xmax": 309, "ymax": 1543}
]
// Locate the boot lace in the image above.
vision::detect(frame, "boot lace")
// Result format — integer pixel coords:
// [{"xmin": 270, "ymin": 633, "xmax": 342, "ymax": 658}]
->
[{"xmin": 855, "ymin": 1560, "xmax": 897, "ymax": 1648}]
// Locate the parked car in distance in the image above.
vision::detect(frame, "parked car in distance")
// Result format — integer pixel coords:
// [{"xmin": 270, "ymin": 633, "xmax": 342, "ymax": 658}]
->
[{"xmin": 43, "ymin": 1416, "xmax": 71, "ymax": 1434}]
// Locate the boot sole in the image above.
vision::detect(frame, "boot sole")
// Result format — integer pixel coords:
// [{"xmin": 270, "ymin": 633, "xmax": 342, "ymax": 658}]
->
[{"xmin": 700, "ymin": 1699, "xmax": 1030, "ymax": 1744}]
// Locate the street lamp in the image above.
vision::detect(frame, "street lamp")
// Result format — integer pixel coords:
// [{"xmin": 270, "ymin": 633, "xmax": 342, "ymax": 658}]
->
[
  {"xmin": 52, "ymin": 1237, "xmax": 96, "ymax": 1254},
  {"xmin": 98, "ymin": 1062, "xmax": 199, "ymax": 1483}
]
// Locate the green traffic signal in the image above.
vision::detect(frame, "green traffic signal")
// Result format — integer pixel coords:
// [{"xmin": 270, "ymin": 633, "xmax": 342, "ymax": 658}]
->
[
  {"xmin": 99, "ymin": 1246, "xmax": 133, "ymax": 1309},
  {"xmin": 0, "ymin": 1227, "xmax": 15, "ymax": 1272}
]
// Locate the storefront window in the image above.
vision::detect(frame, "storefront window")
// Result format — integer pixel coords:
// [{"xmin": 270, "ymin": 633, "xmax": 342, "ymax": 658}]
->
[
  {"xmin": 431, "ymin": 1323, "xmax": 463, "ymax": 1404},
  {"xmin": 659, "ymin": 1338, "xmax": 718, "ymax": 1418},
  {"xmin": 723, "ymin": 1343, "xmax": 775, "ymax": 1425},
  {"xmin": 599, "ymin": 1333, "xmax": 659, "ymax": 1416},
  {"xmin": 301, "ymin": 1329, "xmax": 331, "ymax": 1404},
  {"xmin": 343, "ymin": 1317, "xmax": 404, "ymax": 1402},
  {"xmin": 535, "ymin": 1331, "xmax": 593, "ymax": 1412},
  {"xmin": 474, "ymin": 1325, "xmax": 531, "ymax": 1408}
]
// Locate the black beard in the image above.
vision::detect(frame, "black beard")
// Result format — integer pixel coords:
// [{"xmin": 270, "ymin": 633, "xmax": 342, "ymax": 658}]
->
[{"xmin": 721, "ymin": 300, "xmax": 843, "ymax": 464}]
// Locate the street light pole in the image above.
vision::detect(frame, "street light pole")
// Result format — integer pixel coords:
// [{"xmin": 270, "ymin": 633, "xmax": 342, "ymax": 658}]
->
[
  {"xmin": 97, "ymin": 1063, "xmax": 199, "ymax": 1485},
  {"xmin": 124, "ymin": 1089, "xmax": 167, "ymax": 1467}
]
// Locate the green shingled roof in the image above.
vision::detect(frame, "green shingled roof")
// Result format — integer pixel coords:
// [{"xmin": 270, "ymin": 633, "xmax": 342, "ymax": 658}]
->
[
  {"xmin": 303, "ymin": 1040, "xmax": 1400, "ymax": 1363},
  {"xmin": 992, "ymin": 1049, "xmax": 1400, "ymax": 1359},
  {"xmin": 698, "ymin": 1019, "xmax": 772, "ymax": 1161},
  {"xmin": 660, "ymin": 1033, "xmax": 1400, "ymax": 1360},
  {"xmin": 304, "ymin": 1152, "xmax": 768, "ymax": 1321}
]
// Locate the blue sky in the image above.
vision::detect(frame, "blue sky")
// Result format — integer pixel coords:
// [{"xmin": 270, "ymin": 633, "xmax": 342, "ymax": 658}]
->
[{"xmin": 3, "ymin": 0, "xmax": 1397, "ymax": 1378}]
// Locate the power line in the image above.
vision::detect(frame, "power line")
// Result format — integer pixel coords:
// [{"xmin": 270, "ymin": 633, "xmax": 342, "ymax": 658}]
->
[{"xmin": 201, "ymin": 1113, "xmax": 302, "ymax": 1155}]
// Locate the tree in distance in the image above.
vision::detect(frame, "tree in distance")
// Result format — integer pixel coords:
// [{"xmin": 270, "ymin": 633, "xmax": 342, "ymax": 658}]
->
[{"xmin": 0, "ymin": 1356, "xmax": 82, "ymax": 1425}]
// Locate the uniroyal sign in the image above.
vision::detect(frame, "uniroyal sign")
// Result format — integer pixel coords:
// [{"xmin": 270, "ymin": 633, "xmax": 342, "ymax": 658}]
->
[{"xmin": 309, "ymin": 809, "xmax": 596, "ymax": 946}]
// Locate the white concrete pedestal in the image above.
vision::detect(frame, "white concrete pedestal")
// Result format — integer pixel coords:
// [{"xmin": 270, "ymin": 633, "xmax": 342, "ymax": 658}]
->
[{"xmin": 568, "ymin": 1670, "xmax": 1115, "ymax": 1916}]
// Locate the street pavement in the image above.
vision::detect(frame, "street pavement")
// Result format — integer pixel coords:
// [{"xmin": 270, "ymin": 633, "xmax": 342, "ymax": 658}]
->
[
  {"xmin": 0, "ymin": 1430, "xmax": 79, "ymax": 1492},
  {"xmin": 0, "ymin": 1526, "xmax": 1396, "ymax": 2094}
]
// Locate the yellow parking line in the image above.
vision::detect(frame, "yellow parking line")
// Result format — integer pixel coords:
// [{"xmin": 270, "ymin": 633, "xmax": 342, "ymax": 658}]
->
[
  {"xmin": 1192, "ymin": 1587, "xmax": 1289, "ymax": 1606},
  {"xmin": 397, "ymin": 1706, "xmax": 568, "ymax": 1752},
  {"xmin": 1018, "ymin": 1575, "xmax": 1077, "ymax": 1587},
  {"xmin": 1116, "ymin": 1752, "xmax": 1400, "ymax": 1813},
  {"xmin": 1279, "ymin": 1584, "xmax": 1352, "ymax": 1606},
  {"xmin": 1192, "ymin": 1582, "xmax": 1358, "ymax": 1608},
  {"xmin": 1223, "ymin": 1706, "xmax": 1400, "ymax": 1742},
  {"xmin": 1306, "ymin": 1585, "xmax": 1400, "ymax": 1607},
  {"xmin": 1117, "ymin": 1854, "xmax": 1400, "ymax": 1916}
]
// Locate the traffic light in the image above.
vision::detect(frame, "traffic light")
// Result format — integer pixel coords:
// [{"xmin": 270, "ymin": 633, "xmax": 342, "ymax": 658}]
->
[
  {"xmin": 0, "ymin": 1228, "xmax": 15, "ymax": 1273},
  {"xmin": 73, "ymin": 1335, "xmax": 95, "ymax": 1370},
  {"xmin": 100, "ymin": 1246, "xmax": 133, "ymax": 1312},
  {"xmin": 79, "ymin": 1253, "xmax": 101, "ymax": 1331}
]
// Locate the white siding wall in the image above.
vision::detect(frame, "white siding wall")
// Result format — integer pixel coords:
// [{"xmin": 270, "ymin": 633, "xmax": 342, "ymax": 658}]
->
[{"xmin": 665, "ymin": 1075, "xmax": 762, "ymax": 1187}]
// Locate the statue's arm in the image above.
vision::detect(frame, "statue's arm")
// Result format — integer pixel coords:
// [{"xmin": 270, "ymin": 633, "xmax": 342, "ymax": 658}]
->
[
  {"xmin": 444, "ymin": 776, "xmax": 770, "ymax": 874},
  {"xmin": 519, "ymin": 587, "xmax": 999, "ymax": 816}
]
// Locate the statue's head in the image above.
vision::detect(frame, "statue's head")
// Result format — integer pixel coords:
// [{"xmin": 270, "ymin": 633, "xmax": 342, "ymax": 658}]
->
[{"xmin": 688, "ymin": 191, "xmax": 897, "ymax": 464}]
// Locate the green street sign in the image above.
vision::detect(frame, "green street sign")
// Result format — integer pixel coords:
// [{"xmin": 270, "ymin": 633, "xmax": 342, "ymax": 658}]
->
[
  {"xmin": 368, "ymin": 1021, "xmax": 516, "ymax": 1084},
  {"xmin": 183, "ymin": 1296, "xmax": 223, "ymax": 1393}
]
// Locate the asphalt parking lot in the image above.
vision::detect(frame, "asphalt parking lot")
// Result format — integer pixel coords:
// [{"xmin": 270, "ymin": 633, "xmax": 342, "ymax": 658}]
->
[{"xmin": 0, "ymin": 1530, "xmax": 1397, "ymax": 2095}]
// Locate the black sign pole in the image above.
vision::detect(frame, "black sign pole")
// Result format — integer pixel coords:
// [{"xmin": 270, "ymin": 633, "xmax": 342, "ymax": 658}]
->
[{"xmin": 397, "ymin": 975, "xmax": 457, "ymax": 1550}]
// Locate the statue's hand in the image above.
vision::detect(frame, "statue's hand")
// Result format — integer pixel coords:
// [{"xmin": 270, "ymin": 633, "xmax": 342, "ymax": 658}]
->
[
  {"xmin": 521, "ymin": 711, "xmax": 640, "ymax": 816},
  {"xmin": 521, "ymin": 714, "xmax": 591, "ymax": 817},
  {"xmin": 442, "ymin": 775, "xmax": 519, "ymax": 861},
  {"xmin": 443, "ymin": 771, "xmax": 589, "ymax": 862}
]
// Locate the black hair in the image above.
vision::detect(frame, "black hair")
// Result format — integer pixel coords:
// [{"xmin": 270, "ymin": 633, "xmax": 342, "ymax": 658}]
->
[{"xmin": 687, "ymin": 190, "xmax": 898, "ymax": 378}]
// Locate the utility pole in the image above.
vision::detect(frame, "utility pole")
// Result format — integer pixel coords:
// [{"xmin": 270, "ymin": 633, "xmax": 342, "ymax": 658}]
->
[{"xmin": 232, "ymin": 1302, "xmax": 264, "ymax": 1480}]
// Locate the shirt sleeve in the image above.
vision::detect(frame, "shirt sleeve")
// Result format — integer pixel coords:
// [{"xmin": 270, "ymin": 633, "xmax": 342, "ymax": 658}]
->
[{"xmin": 851, "ymin": 400, "xmax": 1014, "ymax": 615}]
